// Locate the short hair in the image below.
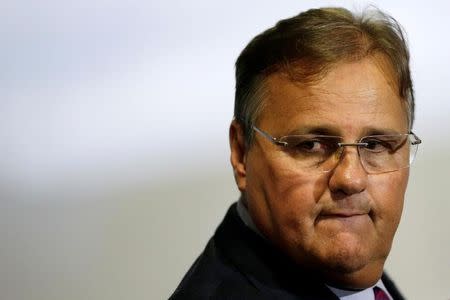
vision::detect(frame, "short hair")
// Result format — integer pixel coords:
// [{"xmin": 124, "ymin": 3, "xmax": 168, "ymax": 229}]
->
[{"xmin": 234, "ymin": 7, "xmax": 414, "ymax": 147}]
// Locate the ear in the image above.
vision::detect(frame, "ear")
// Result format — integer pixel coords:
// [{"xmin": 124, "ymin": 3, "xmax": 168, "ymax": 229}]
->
[{"xmin": 229, "ymin": 120, "xmax": 247, "ymax": 192}]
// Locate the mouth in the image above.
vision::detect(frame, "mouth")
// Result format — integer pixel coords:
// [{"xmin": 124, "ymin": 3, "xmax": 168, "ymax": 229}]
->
[
  {"xmin": 315, "ymin": 210, "xmax": 371, "ymax": 226},
  {"xmin": 320, "ymin": 211, "xmax": 368, "ymax": 218},
  {"xmin": 320, "ymin": 207, "xmax": 370, "ymax": 217}
]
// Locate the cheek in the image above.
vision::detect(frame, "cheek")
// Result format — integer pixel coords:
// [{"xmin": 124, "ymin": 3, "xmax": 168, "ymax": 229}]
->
[
  {"xmin": 258, "ymin": 161, "xmax": 326, "ymax": 236},
  {"xmin": 266, "ymin": 163, "xmax": 317, "ymax": 204},
  {"xmin": 246, "ymin": 156, "xmax": 319, "ymax": 231},
  {"xmin": 369, "ymin": 169, "xmax": 409, "ymax": 230}
]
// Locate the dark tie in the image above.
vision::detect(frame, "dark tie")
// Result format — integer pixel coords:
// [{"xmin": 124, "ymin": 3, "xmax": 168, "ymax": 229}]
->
[{"xmin": 373, "ymin": 286, "xmax": 390, "ymax": 300}]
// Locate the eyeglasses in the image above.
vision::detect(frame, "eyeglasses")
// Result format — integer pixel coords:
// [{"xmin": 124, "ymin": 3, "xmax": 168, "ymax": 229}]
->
[{"xmin": 252, "ymin": 125, "xmax": 422, "ymax": 174}]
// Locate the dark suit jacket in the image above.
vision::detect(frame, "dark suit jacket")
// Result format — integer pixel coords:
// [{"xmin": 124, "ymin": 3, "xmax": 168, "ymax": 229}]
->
[{"xmin": 170, "ymin": 203, "xmax": 405, "ymax": 299}]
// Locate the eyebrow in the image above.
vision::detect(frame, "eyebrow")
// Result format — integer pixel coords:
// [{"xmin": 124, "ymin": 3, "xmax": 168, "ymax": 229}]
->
[
  {"xmin": 286, "ymin": 125, "xmax": 404, "ymax": 136},
  {"xmin": 286, "ymin": 125, "xmax": 340, "ymax": 136},
  {"xmin": 361, "ymin": 127, "xmax": 404, "ymax": 136}
]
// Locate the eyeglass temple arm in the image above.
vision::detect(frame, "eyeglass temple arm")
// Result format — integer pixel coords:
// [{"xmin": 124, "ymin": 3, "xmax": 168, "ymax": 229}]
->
[{"xmin": 252, "ymin": 126, "xmax": 288, "ymax": 146}]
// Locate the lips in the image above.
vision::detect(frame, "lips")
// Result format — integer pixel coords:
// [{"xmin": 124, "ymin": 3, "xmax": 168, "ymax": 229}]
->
[
  {"xmin": 318, "ymin": 199, "xmax": 372, "ymax": 221},
  {"xmin": 316, "ymin": 209, "xmax": 371, "ymax": 225},
  {"xmin": 320, "ymin": 210, "xmax": 368, "ymax": 218}
]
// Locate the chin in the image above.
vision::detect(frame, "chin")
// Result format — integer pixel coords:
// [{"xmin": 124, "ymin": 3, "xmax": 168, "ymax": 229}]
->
[
  {"xmin": 319, "ymin": 230, "xmax": 383, "ymax": 270},
  {"xmin": 313, "ymin": 243, "xmax": 387, "ymax": 288},
  {"xmin": 322, "ymin": 247, "xmax": 370, "ymax": 273}
]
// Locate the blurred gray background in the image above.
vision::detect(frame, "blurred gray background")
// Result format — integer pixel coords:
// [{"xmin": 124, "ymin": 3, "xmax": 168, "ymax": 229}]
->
[{"xmin": 1, "ymin": 0, "xmax": 449, "ymax": 299}]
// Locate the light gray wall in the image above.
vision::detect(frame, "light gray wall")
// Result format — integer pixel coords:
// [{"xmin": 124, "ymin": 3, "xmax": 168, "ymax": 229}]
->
[{"xmin": 1, "ymin": 1, "xmax": 449, "ymax": 299}]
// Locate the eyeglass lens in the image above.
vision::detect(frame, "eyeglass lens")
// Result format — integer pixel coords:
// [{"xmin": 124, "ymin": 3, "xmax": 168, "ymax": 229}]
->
[{"xmin": 278, "ymin": 134, "xmax": 418, "ymax": 174}]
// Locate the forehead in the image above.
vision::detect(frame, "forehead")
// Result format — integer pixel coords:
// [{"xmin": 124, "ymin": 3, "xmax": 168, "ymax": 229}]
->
[{"xmin": 259, "ymin": 57, "xmax": 408, "ymax": 135}]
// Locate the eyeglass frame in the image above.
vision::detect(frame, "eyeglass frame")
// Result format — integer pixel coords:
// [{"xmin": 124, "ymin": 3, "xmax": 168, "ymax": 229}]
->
[{"xmin": 252, "ymin": 125, "xmax": 422, "ymax": 174}]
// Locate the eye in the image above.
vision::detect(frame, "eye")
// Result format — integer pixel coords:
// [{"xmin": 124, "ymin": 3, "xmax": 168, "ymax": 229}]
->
[
  {"xmin": 297, "ymin": 140, "xmax": 325, "ymax": 152},
  {"xmin": 284, "ymin": 136, "xmax": 339, "ymax": 155},
  {"xmin": 363, "ymin": 137, "xmax": 397, "ymax": 152}
]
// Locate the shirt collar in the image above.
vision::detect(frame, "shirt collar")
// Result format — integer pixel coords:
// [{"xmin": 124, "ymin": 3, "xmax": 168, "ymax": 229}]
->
[
  {"xmin": 326, "ymin": 279, "xmax": 392, "ymax": 300},
  {"xmin": 236, "ymin": 197, "xmax": 266, "ymax": 239}
]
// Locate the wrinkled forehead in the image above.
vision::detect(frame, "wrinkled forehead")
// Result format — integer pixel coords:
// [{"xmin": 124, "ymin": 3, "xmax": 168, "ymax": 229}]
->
[{"xmin": 258, "ymin": 57, "xmax": 409, "ymax": 134}]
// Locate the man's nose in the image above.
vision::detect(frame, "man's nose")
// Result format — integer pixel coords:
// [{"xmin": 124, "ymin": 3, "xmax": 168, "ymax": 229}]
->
[{"xmin": 328, "ymin": 146, "xmax": 368, "ymax": 195}]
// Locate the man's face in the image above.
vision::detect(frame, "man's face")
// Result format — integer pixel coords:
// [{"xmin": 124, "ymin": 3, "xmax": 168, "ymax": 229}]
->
[{"xmin": 231, "ymin": 57, "xmax": 409, "ymax": 288}]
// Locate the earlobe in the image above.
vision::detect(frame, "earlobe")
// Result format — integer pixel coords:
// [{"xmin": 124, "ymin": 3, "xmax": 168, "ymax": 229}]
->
[{"xmin": 229, "ymin": 120, "xmax": 247, "ymax": 192}]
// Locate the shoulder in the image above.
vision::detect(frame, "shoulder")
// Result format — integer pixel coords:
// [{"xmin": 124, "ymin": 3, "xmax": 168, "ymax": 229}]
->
[
  {"xmin": 170, "ymin": 277, "xmax": 263, "ymax": 300},
  {"xmin": 381, "ymin": 273, "xmax": 405, "ymax": 300},
  {"xmin": 169, "ymin": 239, "xmax": 263, "ymax": 300},
  {"xmin": 170, "ymin": 204, "xmax": 263, "ymax": 299}
]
